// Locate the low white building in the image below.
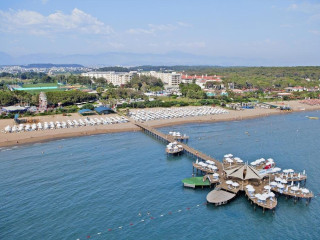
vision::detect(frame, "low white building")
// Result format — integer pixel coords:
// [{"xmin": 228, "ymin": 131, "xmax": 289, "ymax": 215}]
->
[
  {"xmin": 139, "ymin": 71, "xmax": 181, "ymax": 88},
  {"xmin": 81, "ymin": 71, "xmax": 136, "ymax": 86}
]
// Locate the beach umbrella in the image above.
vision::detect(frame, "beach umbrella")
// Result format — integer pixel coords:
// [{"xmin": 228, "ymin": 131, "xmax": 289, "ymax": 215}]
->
[
  {"xmin": 234, "ymin": 157, "xmax": 241, "ymax": 161},
  {"xmin": 232, "ymin": 182, "xmax": 239, "ymax": 187},
  {"xmin": 247, "ymin": 187, "xmax": 255, "ymax": 192},
  {"xmin": 226, "ymin": 180, "xmax": 233, "ymax": 185},
  {"xmin": 301, "ymin": 189, "xmax": 309, "ymax": 194},
  {"xmin": 283, "ymin": 169, "xmax": 289, "ymax": 173},
  {"xmin": 236, "ymin": 159, "xmax": 243, "ymax": 163},
  {"xmin": 267, "ymin": 158, "xmax": 274, "ymax": 162},
  {"xmin": 259, "ymin": 195, "xmax": 267, "ymax": 201},
  {"xmin": 226, "ymin": 158, "xmax": 233, "ymax": 163},
  {"xmin": 224, "ymin": 154, "xmax": 229, "ymax": 158},
  {"xmin": 228, "ymin": 154, "xmax": 233, "ymax": 157},
  {"xmin": 210, "ymin": 165, "xmax": 218, "ymax": 170},
  {"xmin": 260, "ymin": 158, "xmax": 266, "ymax": 162},
  {"xmin": 288, "ymin": 169, "xmax": 294, "ymax": 173},
  {"xmin": 250, "ymin": 161, "xmax": 257, "ymax": 166},
  {"xmin": 291, "ymin": 186, "xmax": 299, "ymax": 191},
  {"xmin": 272, "ymin": 167, "xmax": 281, "ymax": 172},
  {"xmin": 262, "ymin": 193, "xmax": 269, "ymax": 199},
  {"xmin": 277, "ymin": 184, "xmax": 285, "ymax": 188},
  {"xmin": 264, "ymin": 185, "xmax": 271, "ymax": 190},
  {"xmin": 281, "ymin": 179, "xmax": 288, "ymax": 184},
  {"xmin": 255, "ymin": 193, "xmax": 262, "ymax": 198},
  {"xmin": 275, "ymin": 177, "xmax": 282, "ymax": 182},
  {"xmin": 270, "ymin": 182, "xmax": 277, "ymax": 186},
  {"xmin": 268, "ymin": 192, "xmax": 275, "ymax": 197},
  {"xmin": 246, "ymin": 185, "xmax": 253, "ymax": 189},
  {"xmin": 212, "ymin": 173, "xmax": 219, "ymax": 177}
]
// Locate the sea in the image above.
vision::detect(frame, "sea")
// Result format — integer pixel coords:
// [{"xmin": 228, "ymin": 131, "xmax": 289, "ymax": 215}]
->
[{"xmin": 1, "ymin": 110, "xmax": 320, "ymax": 240}]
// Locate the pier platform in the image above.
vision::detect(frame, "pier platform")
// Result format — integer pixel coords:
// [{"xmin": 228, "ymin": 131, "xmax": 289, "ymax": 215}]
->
[
  {"xmin": 182, "ymin": 177, "xmax": 211, "ymax": 188},
  {"xmin": 206, "ymin": 189, "xmax": 236, "ymax": 206}
]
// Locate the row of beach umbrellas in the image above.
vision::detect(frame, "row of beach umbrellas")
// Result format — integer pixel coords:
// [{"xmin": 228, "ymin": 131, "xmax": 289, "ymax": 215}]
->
[
  {"xmin": 3, "ymin": 116, "xmax": 129, "ymax": 133},
  {"xmin": 130, "ymin": 107, "xmax": 228, "ymax": 122}
]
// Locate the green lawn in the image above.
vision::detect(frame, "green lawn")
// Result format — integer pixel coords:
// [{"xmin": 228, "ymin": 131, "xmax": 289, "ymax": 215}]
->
[{"xmin": 23, "ymin": 83, "xmax": 58, "ymax": 88}]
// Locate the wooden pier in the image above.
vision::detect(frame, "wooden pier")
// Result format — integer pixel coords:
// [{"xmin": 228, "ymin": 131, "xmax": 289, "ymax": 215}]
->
[
  {"xmin": 134, "ymin": 122, "xmax": 223, "ymax": 175},
  {"xmin": 133, "ymin": 121, "xmax": 313, "ymax": 211}
]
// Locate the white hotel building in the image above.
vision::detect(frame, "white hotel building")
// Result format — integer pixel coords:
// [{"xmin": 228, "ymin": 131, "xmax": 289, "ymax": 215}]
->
[
  {"xmin": 139, "ymin": 71, "xmax": 182, "ymax": 88},
  {"xmin": 81, "ymin": 71, "xmax": 136, "ymax": 86}
]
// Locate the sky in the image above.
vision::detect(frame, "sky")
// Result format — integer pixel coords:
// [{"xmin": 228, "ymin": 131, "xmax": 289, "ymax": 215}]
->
[{"xmin": 0, "ymin": 0, "xmax": 320, "ymax": 66}]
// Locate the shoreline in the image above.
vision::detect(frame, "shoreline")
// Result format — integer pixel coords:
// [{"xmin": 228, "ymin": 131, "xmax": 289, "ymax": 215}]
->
[{"xmin": 1, "ymin": 101, "xmax": 319, "ymax": 148}]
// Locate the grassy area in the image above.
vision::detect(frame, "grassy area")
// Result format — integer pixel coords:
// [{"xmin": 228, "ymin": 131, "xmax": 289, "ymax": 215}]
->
[
  {"xmin": 0, "ymin": 77, "xmax": 21, "ymax": 83},
  {"xmin": 23, "ymin": 83, "xmax": 58, "ymax": 88}
]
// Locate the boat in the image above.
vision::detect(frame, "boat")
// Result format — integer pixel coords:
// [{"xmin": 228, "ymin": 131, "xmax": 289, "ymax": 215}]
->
[{"xmin": 308, "ymin": 117, "xmax": 319, "ymax": 120}]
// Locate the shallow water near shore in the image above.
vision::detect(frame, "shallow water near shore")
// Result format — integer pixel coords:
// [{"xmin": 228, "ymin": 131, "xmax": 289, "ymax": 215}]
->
[{"xmin": 1, "ymin": 111, "xmax": 320, "ymax": 240}]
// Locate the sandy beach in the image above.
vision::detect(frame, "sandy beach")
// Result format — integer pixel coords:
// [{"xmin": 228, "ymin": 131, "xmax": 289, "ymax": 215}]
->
[{"xmin": 1, "ymin": 100, "xmax": 319, "ymax": 148}]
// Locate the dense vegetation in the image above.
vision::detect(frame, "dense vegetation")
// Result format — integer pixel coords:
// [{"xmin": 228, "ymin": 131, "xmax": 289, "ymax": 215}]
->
[
  {"xmin": 179, "ymin": 83, "xmax": 206, "ymax": 99},
  {"xmin": 0, "ymin": 91, "xmax": 35, "ymax": 106},
  {"xmin": 46, "ymin": 91, "xmax": 96, "ymax": 106},
  {"xmin": 125, "ymin": 75, "xmax": 164, "ymax": 91},
  {"xmin": 190, "ymin": 66, "xmax": 320, "ymax": 89}
]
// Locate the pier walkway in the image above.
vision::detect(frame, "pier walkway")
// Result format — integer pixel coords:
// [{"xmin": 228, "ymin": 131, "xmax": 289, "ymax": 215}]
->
[{"xmin": 134, "ymin": 122, "xmax": 223, "ymax": 175}]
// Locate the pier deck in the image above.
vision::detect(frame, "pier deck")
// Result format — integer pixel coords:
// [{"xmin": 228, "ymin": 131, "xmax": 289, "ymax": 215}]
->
[
  {"xmin": 134, "ymin": 122, "xmax": 223, "ymax": 175},
  {"xmin": 206, "ymin": 189, "xmax": 236, "ymax": 205}
]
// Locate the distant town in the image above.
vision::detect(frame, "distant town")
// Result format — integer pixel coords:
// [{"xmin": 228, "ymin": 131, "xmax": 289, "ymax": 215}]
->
[{"xmin": 1, "ymin": 64, "xmax": 320, "ymax": 118}]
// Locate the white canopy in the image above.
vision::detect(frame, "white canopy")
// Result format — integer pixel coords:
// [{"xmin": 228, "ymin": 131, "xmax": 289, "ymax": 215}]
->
[
  {"xmin": 275, "ymin": 177, "xmax": 282, "ymax": 182},
  {"xmin": 277, "ymin": 183, "xmax": 285, "ymax": 188},
  {"xmin": 301, "ymin": 189, "xmax": 309, "ymax": 194},
  {"xmin": 232, "ymin": 182, "xmax": 239, "ymax": 187},
  {"xmin": 272, "ymin": 167, "xmax": 281, "ymax": 172},
  {"xmin": 264, "ymin": 185, "xmax": 271, "ymax": 190},
  {"xmin": 268, "ymin": 192, "xmax": 275, "ymax": 197},
  {"xmin": 270, "ymin": 182, "xmax": 277, "ymax": 186},
  {"xmin": 291, "ymin": 186, "xmax": 299, "ymax": 191}
]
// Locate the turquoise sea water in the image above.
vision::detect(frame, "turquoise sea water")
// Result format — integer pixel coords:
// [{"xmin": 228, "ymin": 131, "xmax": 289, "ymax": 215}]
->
[{"xmin": 1, "ymin": 111, "xmax": 320, "ymax": 240}]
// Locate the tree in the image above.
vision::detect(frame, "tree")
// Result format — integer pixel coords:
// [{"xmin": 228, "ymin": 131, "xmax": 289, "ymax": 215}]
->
[
  {"xmin": 96, "ymin": 87, "xmax": 104, "ymax": 94},
  {"xmin": 81, "ymin": 103, "xmax": 95, "ymax": 110}
]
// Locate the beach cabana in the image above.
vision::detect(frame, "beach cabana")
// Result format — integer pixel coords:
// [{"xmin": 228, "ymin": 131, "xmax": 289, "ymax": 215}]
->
[
  {"xmin": 225, "ymin": 164, "xmax": 263, "ymax": 181},
  {"xmin": 78, "ymin": 109, "xmax": 96, "ymax": 116},
  {"xmin": 94, "ymin": 106, "xmax": 114, "ymax": 115}
]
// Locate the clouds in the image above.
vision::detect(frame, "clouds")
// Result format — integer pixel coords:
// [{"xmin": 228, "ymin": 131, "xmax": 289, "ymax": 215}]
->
[
  {"xmin": 0, "ymin": 8, "xmax": 113, "ymax": 35},
  {"xmin": 127, "ymin": 22, "xmax": 191, "ymax": 35},
  {"xmin": 287, "ymin": 2, "xmax": 320, "ymax": 13},
  {"xmin": 309, "ymin": 30, "xmax": 320, "ymax": 35}
]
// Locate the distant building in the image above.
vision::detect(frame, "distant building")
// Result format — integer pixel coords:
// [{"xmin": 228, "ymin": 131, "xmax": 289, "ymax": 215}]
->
[
  {"xmin": 39, "ymin": 92, "xmax": 47, "ymax": 112},
  {"xmin": 284, "ymin": 87, "xmax": 305, "ymax": 92},
  {"xmin": 139, "ymin": 71, "xmax": 182, "ymax": 88},
  {"xmin": 181, "ymin": 74, "xmax": 223, "ymax": 89},
  {"xmin": 81, "ymin": 71, "xmax": 136, "ymax": 86}
]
